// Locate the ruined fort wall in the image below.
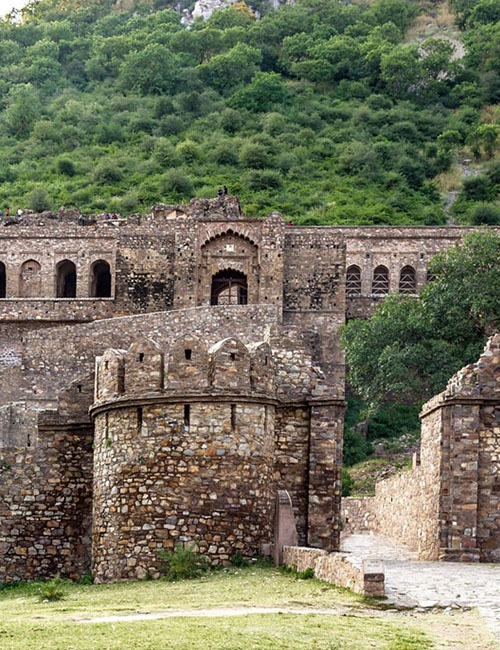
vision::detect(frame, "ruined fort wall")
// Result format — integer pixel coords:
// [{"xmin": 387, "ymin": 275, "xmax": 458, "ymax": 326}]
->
[
  {"xmin": 478, "ymin": 404, "xmax": 500, "ymax": 562},
  {"xmin": 370, "ymin": 407, "xmax": 442, "ymax": 560},
  {"xmin": 283, "ymin": 229, "xmax": 345, "ymax": 383},
  {"xmin": 274, "ymin": 406, "xmax": 310, "ymax": 544},
  {"xmin": 92, "ymin": 400, "xmax": 275, "ymax": 582},
  {"xmin": 343, "ymin": 335, "xmax": 500, "ymax": 562},
  {"xmin": 0, "ymin": 423, "xmax": 93, "ymax": 582},
  {"xmin": 0, "ymin": 305, "xmax": 280, "ymax": 406}
]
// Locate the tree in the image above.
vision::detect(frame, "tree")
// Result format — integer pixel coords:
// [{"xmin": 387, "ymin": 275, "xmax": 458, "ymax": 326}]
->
[
  {"xmin": 340, "ymin": 231, "xmax": 500, "ymax": 410},
  {"xmin": 229, "ymin": 72, "xmax": 288, "ymax": 112},
  {"xmin": 197, "ymin": 42, "xmax": 262, "ymax": 93},
  {"xmin": 380, "ymin": 45, "xmax": 421, "ymax": 98},
  {"xmin": 468, "ymin": 124, "xmax": 500, "ymax": 159},
  {"xmin": 119, "ymin": 44, "xmax": 179, "ymax": 95},
  {"xmin": 3, "ymin": 84, "xmax": 41, "ymax": 137},
  {"xmin": 470, "ymin": 203, "xmax": 500, "ymax": 225},
  {"xmin": 27, "ymin": 186, "xmax": 51, "ymax": 212}
]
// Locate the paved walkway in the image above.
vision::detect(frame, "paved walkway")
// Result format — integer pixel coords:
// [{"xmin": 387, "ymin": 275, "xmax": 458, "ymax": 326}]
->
[{"xmin": 341, "ymin": 534, "xmax": 500, "ymax": 644}]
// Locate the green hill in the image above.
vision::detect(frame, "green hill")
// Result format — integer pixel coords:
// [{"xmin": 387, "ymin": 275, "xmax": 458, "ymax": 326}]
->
[{"xmin": 0, "ymin": 0, "xmax": 498, "ymax": 223}]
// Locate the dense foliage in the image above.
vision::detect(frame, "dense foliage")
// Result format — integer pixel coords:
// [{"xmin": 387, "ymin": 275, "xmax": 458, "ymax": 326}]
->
[
  {"xmin": 340, "ymin": 230, "xmax": 500, "ymax": 411},
  {"xmin": 0, "ymin": 0, "xmax": 497, "ymax": 220}
]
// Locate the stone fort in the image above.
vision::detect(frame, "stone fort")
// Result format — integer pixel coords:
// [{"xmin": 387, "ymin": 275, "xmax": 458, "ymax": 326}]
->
[{"xmin": 0, "ymin": 195, "xmax": 498, "ymax": 583}]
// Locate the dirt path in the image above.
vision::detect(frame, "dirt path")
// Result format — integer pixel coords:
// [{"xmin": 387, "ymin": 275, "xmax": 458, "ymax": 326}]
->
[{"xmin": 76, "ymin": 605, "xmax": 363, "ymax": 624}]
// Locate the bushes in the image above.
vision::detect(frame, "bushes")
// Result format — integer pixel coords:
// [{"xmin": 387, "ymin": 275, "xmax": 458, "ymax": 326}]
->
[
  {"xmin": 243, "ymin": 169, "xmax": 282, "ymax": 190},
  {"xmin": 158, "ymin": 545, "xmax": 210, "ymax": 581},
  {"xmin": 38, "ymin": 575, "xmax": 66, "ymax": 602},
  {"xmin": 57, "ymin": 157, "xmax": 76, "ymax": 177},
  {"xmin": 94, "ymin": 160, "xmax": 124, "ymax": 184},
  {"xmin": 342, "ymin": 468, "xmax": 354, "ymax": 497},
  {"xmin": 160, "ymin": 169, "xmax": 194, "ymax": 199},
  {"xmin": 27, "ymin": 186, "xmax": 51, "ymax": 212},
  {"xmin": 470, "ymin": 203, "xmax": 500, "ymax": 225}
]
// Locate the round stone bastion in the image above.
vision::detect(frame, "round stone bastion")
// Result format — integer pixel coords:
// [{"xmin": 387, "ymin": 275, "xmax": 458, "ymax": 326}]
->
[{"xmin": 90, "ymin": 333, "xmax": 276, "ymax": 582}]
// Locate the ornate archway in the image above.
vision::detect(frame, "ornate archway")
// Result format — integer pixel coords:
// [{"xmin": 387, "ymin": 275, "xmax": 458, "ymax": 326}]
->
[
  {"xmin": 199, "ymin": 232, "xmax": 258, "ymax": 306},
  {"xmin": 210, "ymin": 269, "xmax": 248, "ymax": 305}
]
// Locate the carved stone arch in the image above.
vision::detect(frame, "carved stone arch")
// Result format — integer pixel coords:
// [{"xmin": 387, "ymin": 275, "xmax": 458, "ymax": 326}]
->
[
  {"xmin": 211, "ymin": 268, "xmax": 248, "ymax": 305},
  {"xmin": 202, "ymin": 227, "xmax": 258, "ymax": 249},
  {"xmin": 208, "ymin": 337, "xmax": 251, "ymax": 390},
  {"xmin": 399, "ymin": 265, "xmax": 416, "ymax": 294},
  {"xmin": 372, "ymin": 265, "xmax": 389, "ymax": 296},
  {"xmin": 90, "ymin": 259, "xmax": 112, "ymax": 298},
  {"xmin": 56, "ymin": 259, "xmax": 77, "ymax": 298},
  {"xmin": 20, "ymin": 259, "xmax": 42, "ymax": 297},
  {"xmin": 346, "ymin": 265, "xmax": 361, "ymax": 297},
  {"xmin": 124, "ymin": 337, "xmax": 164, "ymax": 394},
  {"xmin": 167, "ymin": 333, "xmax": 209, "ymax": 390},
  {"xmin": 199, "ymin": 231, "xmax": 259, "ymax": 306}
]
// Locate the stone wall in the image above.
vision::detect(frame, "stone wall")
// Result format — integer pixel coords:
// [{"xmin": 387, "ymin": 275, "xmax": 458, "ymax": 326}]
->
[
  {"xmin": 89, "ymin": 331, "xmax": 342, "ymax": 581},
  {"xmin": 282, "ymin": 546, "xmax": 384, "ymax": 597},
  {"xmin": 92, "ymin": 400, "xmax": 275, "ymax": 581},
  {"xmin": 342, "ymin": 335, "xmax": 500, "ymax": 563},
  {"xmin": 0, "ymin": 395, "xmax": 93, "ymax": 582}
]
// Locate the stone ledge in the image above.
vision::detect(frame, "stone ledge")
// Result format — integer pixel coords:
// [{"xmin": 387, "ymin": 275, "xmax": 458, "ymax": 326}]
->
[{"xmin": 282, "ymin": 545, "xmax": 385, "ymax": 598}]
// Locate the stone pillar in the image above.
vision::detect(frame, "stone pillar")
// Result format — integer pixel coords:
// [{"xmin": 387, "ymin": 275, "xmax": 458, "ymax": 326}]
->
[
  {"xmin": 439, "ymin": 402, "xmax": 481, "ymax": 561},
  {"xmin": 307, "ymin": 401, "xmax": 344, "ymax": 551},
  {"xmin": 260, "ymin": 213, "xmax": 285, "ymax": 318}
]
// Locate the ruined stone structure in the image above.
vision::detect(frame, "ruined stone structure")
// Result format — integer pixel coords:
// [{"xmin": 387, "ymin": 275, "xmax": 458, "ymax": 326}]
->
[
  {"xmin": 0, "ymin": 195, "xmax": 495, "ymax": 582},
  {"xmin": 343, "ymin": 334, "xmax": 500, "ymax": 563}
]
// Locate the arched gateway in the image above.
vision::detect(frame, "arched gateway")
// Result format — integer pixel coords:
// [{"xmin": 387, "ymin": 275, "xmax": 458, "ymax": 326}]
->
[{"xmin": 210, "ymin": 269, "xmax": 248, "ymax": 305}]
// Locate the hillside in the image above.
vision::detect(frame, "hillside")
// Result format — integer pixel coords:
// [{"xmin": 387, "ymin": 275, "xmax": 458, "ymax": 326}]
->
[{"xmin": 0, "ymin": 0, "xmax": 498, "ymax": 222}]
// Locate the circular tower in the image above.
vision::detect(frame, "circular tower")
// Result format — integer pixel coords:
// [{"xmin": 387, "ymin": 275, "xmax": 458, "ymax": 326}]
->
[{"xmin": 91, "ymin": 334, "xmax": 276, "ymax": 582}]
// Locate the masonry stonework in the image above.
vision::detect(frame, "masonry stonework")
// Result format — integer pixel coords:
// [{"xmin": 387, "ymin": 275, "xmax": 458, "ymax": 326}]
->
[
  {"xmin": 0, "ymin": 196, "xmax": 498, "ymax": 583},
  {"xmin": 343, "ymin": 334, "xmax": 500, "ymax": 563}
]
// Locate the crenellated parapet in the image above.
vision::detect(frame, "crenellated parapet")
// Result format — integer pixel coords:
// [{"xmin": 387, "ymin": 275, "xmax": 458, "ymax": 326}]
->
[{"xmin": 94, "ymin": 334, "xmax": 279, "ymax": 406}]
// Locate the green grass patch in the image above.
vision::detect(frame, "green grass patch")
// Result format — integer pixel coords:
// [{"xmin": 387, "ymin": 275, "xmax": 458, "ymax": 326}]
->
[{"xmin": 0, "ymin": 613, "xmax": 432, "ymax": 650}]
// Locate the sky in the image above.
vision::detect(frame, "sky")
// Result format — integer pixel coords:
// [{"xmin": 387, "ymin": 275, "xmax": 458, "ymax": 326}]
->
[{"xmin": 0, "ymin": 0, "xmax": 30, "ymax": 15}]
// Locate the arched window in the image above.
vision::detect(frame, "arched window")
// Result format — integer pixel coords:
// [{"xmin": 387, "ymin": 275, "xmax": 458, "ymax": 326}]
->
[
  {"xmin": 0, "ymin": 262, "xmax": 5, "ymax": 298},
  {"xmin": 56, "ymin": 260, "xmax": 76, "ymax": 298},
  {"xmin": 211, "ymin": 269, "xmax": 248, "ymax": 305},
  {"xmin": 372, "ymin": 265, "xmax": 389, "ymax": 296},
  {"xmin": 90, "ymin": 260, "xmax": 111, "ymax": 298},
  {"xmin": 20, "ymin": 259, "xmax": 41, "ymax": 297},
  {"xmin": 426, "ymin": 270, "xmax": 436, "ymax": 283},
  {"xmin": 399, "ymin": 266, "xmax": 416, "ymax": 294},
  {"xmin": 346, "ymin": 265, "xmax": 361, "ymax": 297}
]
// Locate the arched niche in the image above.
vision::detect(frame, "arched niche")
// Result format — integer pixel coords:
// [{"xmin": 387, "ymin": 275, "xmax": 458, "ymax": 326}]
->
[
  {"xmin": 372, "ymin": 265, "xmax": 389, "ymax": 296},
  {"xmin": 346, "ymin": 265, "xmax": 361, "ymax": 297},
  {"xmin": 124, "ymin": 337, "xmax": 164, "ymax": 394},
  {"xmin": 199, "ymin": 232, "xmax": 259, "ymax": 306},
  {"xmin": 56, "ymin": 259, "xmax": 77, "ymax": 298},
  {"xmin": 399, "ymin": 265, "xmax": 416, "ymax": 294},
  {"xmin": 167, "ymin": 333, "xmax": 209, "ymax": 390},
  {"xmin": 20, "ymin": 259, "xmax": 42, "ymax": 297},
  {"xmin": 209, "ymin": 337, "xmax": 251, "ymax": 390},
  {"xmin": 90, "ymin": 260, "xmax": 112, "ymax": 298}
]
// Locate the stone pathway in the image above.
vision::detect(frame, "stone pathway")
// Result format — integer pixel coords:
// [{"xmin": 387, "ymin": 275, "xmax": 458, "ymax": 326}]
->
[{"xmin": 342, "ymin": 534, "xmax": 500, "ymax": 645}]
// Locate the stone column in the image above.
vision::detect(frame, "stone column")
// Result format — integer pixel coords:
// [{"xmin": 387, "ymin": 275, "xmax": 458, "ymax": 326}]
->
[
  {"xmin": 307, "ymin": 400, "xmax": 344, "ymax": 551},
  {"xmin": 439, "ymin": 401, "xmax": 481, "ymax": 561}
]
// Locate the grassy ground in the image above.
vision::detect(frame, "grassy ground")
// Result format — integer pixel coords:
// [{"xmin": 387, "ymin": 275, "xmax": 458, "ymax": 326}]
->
[
  {"xmin": 348, "ymin": 458, "xmax": 413, "ymax": 496},
  {"xmin": 0, "ymin": 566, "xmax": 496, "ymax": 650}
]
